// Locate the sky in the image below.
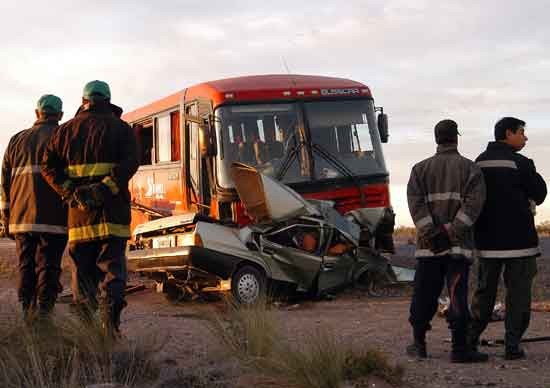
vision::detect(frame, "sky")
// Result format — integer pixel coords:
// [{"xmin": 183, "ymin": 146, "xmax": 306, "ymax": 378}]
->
[{"xmin": 1, "ymin": 0, "xmax": 549, "ymax": 226}]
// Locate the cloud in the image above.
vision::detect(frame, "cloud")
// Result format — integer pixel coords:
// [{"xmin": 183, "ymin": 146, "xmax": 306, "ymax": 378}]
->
[{"xmin": 1, "ymin": 0, "xmax": 550, "ymax": 224}]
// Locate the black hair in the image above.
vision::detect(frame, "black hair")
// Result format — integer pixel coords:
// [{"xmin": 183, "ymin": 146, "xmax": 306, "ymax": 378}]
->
[
  {"xmin": 494, "ymin": 117, "xmax": 525, "ymax": 141},
  {"xmin": 434, "ymin": 119, "xmax": 458, "ymax": 145},
  {"xmin": 38, "ymin": 111, "xmax": 61, "ymax": 119}
]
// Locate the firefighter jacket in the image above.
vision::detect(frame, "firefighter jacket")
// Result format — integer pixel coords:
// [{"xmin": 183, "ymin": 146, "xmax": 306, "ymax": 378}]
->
[
  {"xmin": 474, "ymin": 141, "xmax": 547, "ymax": 259},
  {"xmin": 42, "ymin": 101, "xmax": 138, "ymax": 243},
  {"xmin": 407, "ymin": 144, "xmax": 486, "ymax": 260},
  {"xmin": 0, "ymin": 118, "xmax": 67, "ymax": 234}
]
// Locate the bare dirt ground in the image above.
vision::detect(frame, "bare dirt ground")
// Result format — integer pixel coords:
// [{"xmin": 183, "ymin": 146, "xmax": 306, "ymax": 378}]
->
[{"xmin": 1, "ymin": 238, "xmax": 550, "ymax": 387}]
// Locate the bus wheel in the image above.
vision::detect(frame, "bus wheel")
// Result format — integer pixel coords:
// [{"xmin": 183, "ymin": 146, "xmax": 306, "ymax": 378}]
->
[{"xmin": 231, "ymin": 265, "xmax": 266, "ymax": 305}]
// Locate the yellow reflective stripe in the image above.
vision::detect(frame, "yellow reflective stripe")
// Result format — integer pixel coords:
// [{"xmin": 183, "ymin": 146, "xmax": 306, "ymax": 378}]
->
[
  {"xmin": 11, "ymin": 165, "xmax": 42, "ymax": 177},
  {"xmin": 102, "ymin": 176, "xmax": 119, "ymax": 195},
  {"xmin": 68, "ymin": 222, "xmax": 130, "ymax": 241},
  {"xmin": 9, "ymin": 223, "xmax": 67, "ymax": 234},
  {"xmin": 65, "ymin": 163, "xmax": 116, "ymax": 178}
]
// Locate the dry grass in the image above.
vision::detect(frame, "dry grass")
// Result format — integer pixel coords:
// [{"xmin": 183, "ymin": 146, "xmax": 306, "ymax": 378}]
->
[
  {"xmin": 208, "ymin": 299, "xmax": 279, "ymax": 362},
  {"xmin": 393, "ymin": 226, "xmax": 416, "ymax": 239},
  {"xmin": 0, "ymin": 257, "xmax": 15, "ymax": 278},
  {"xmin": 0, "ymin": 309, "xmax": 163, "ymax": 388},
  {"xmin": 208, "ymin": 299, "xmax": 404, "ymax": 388},
  {"xmin": 536, "ymin": 221, "xmax": 550, "ymax": 237}
]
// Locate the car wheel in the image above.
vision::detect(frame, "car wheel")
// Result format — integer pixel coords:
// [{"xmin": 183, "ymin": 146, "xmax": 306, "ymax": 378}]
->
[{"xmin": 231, "ymin": 265, "xmax": 266, "ymax": 304}]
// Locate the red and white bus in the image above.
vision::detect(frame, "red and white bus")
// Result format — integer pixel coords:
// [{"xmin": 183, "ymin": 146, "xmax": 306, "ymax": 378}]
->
[{"xmin": 124, "ymin": 74, "xmax": 394, "ymax": 252}]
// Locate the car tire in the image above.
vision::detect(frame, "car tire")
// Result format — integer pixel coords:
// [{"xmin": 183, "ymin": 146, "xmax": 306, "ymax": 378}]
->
[{"xmin": 231, "ymin": 265, "xmax": 266, "ymax": 305}]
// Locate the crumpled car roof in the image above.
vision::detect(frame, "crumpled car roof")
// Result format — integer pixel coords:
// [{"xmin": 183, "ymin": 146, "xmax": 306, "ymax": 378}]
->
[{"xmin": 232, "ymin": 163, "xmax": 360, "ymax": 245}]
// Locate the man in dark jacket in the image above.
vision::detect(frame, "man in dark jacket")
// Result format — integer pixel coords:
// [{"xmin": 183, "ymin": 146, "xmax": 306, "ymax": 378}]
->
[
  {"xmin": 0, "ymin": 95, "xmax": 68, "ymax": 320},
  {"xmin": 407, "ymin": 119, "xmax": 488, "ymax": 363},
  {"xmin": 42, "ymin": 81, "xmax": 138, "ymax": 337},
  {"xmin": 468, "ymin": 117, "xmax": 547, "ymax": 360}
]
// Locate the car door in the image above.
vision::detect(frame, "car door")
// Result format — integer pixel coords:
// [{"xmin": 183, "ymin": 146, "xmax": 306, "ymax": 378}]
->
[
  {"xmin": 317, "ymin": 227, "xmax": 357, "ymax": 293},
  {"xmin": 259, "ymin": 224, "xmax": 323, "ymax": 291}
]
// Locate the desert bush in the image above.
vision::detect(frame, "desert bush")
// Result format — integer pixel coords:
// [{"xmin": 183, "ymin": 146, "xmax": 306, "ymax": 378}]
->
[
  {"xmin": 0, "ymin": 257, "xmax": 15, "ymax": 278},
  {"xmin": 208, "ymin": 298, "xmax": 278, "ymax": 361},
  {"xmin": 0, "ymin": 311, "xmax": 162, "ymax": 388},
  {"xmin": 208, "ymin": 299, "xmax": 404, "ymax": 388},
  {"xmin": 536, "ymin": 221, "xmax": 550, "ymax": 237}
]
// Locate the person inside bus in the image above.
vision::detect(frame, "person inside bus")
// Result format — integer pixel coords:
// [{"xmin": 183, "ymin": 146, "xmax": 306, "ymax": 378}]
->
[{"xmin": 262, "ymin": 117, "xmax": 284, "ymax": 161}]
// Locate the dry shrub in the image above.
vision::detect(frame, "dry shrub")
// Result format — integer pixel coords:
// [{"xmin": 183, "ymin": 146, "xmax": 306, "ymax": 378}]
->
[
  {"xmin": 0, "ymin": 257, "xmax": 15, "ymax": 278},
  {"xmin": 343, "ymin": 349, "xmax": 404, "ymax": 387},
  {"xmin": 208, "ymin": 298, "xmax": 278, "ymax": 361},
  {"xmin": 536, "ymin": 221, "xmax": 550, "ymax": 237},
  {"xmin": 156, "ymin": 369, "xmax": 227, "ymax": 388},
  {"xmin": 393, "ymin": 226, "xmax": 416, "ymax": 240},
  {"xmin": 208, "ymin": 299, "xmax": 404, "ymax": 388},
  {"xmin": 0, "ymin": 311, "xmax": 162, "ymax": 388}
]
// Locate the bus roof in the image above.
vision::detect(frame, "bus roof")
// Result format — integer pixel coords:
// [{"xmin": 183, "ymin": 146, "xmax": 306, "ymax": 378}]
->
[{"xmin": 123, "ymin": 74, "xmax": 371, "ymax": 124}]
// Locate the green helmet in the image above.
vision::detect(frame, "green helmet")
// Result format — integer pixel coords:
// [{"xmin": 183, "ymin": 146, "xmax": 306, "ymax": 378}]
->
[
  {"xmin": 83, "ymin": 80, "xmax": 111, "ymax": 100},
  {"xmin": 36, "ymin": 94, "xmax": 63, "ymax": 114}
]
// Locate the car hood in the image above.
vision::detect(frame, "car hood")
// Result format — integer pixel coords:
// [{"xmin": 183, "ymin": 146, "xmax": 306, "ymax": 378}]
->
[{"xmin": 231, "ymin": 162, "xmax": 320, "ymax": 224}]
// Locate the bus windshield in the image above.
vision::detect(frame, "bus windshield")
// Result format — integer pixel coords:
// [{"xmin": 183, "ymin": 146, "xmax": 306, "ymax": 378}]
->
[
  {"xmin": 215, "ymin": 100, "xmax": 386, "ymax": 189},
  {"xmin": 304, "ymin": 99, "xmax": 386, "ymax": 180}
]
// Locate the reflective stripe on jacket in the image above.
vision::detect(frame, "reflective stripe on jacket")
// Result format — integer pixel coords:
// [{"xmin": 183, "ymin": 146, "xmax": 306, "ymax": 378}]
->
[
  {"xmin": 42, "ymin": 101, "xmax": 138, "ymax": 243},
  {"xmin": 475, "ymin": 142, "xmax": 547, "ymax": 258},
  {"xmin": 407, "ymin": 144, "xmax": 486, "ymax": 259},
  {"xmin": 0, "ymin": 119, "xmax": 67, "ymax": 234}
]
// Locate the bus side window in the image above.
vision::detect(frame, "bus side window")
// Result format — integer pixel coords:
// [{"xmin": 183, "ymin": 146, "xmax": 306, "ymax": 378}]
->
[
  {"xmin": 155, "ymin": 110, "xmax": 181, "ymax": 163},
  {"xmin": 133, "ymin": 124, "xmax": 154, "ymax": 166},
  {"xmin": 170, "ymin": 111, "xmax": 181, "ymax": 161}
]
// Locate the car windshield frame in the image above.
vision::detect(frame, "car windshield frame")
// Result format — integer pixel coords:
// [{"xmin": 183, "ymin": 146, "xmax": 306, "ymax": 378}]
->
[{"xmin": 214, "ymin": 99, "xmax": 387, "ymax": 189}]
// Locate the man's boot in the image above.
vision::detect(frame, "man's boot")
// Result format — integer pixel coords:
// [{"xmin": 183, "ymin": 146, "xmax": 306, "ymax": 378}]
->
[
  {"xmin": 406, "ymin": 327, "xmax": 427, "ymax": 358},
  {"xmin": 505, "ymin": 345, "xmax": 526, "ymax": 360},
  {"xmin": 70, "ymin": 302, "xmax": 96, "ymax": 326},
  {"xmin": 37, "ymin": 295, "xmax": 56, "ymax": 320},
  {"xmin": 21, "ymin": 301, "xmax": 35, "ymax": 325},
  {"xmin": 451, "ymin": 329, "xmax": 489, "ymax": 363},
  {"xmin": 100, "ymin": 299, "xmax": 125, "ymax": 340}
]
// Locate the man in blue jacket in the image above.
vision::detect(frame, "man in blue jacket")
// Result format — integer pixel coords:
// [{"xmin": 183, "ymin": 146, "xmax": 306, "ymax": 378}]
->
[{"xmin": 468, "ymin": 117, "xmax": 547, "ymax": 360}]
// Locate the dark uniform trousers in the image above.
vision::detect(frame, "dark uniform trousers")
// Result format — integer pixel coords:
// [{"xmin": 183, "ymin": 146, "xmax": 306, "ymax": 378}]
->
[
  {"xmin": 15, "ymin": 233, "xmax": 67, "ymax": 312},
  {"xmin": 469, "ymin": 257, "xmax": 537, "ymax": 348},
  {"xmin": 69, "ymin": 238, "xmax": 127, "ymax": 325},
  {"xmin": 409, "ymin": 255, "xmax": 470, "ymax": 334}
]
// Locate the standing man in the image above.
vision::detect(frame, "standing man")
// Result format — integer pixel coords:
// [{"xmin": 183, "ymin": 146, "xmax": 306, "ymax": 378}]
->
[
  {"xmin": 406, "ymin": 119, "xmax": 488, "ymax": 363},
  {"xmin": 0, "ymin": 95, "xmax": 68, "ymax": 321},
  {"xmin": 468, "ymin": 117, "xmax": 547, "ymax": 360},
  {"xmin": 42, "ymin": 81, "xmax": 138, "ymax": 337}
]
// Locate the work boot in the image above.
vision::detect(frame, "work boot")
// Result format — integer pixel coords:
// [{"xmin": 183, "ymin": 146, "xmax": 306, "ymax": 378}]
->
[
  {"xmin": 100, "ymin": 299, "xmax": 125, "ymax": 341},
  {"xmin": 406, "ymin": 342, "xmax": 427, "ymax": 358},
  {"xmin": 451, "ymin": 349, "xmax": 489, "ymax": 363},
  {"xmin": 38, "ymin": 296, "xmax": 56, "ymax": 319},
  {"xmin": 406, "ymin": 327, "xmax": 428, "ymax": 358},
  {"xmin": 21, "ymin": 300, "xmax": 36, "ymax": 325},
  {"xmin": 70, "ymin": 302, "xmax": 97, "ymax": 326},
  {"xmin": 451, "ymin": 329, "xmax": 488, "ymax": 363},
  {"xmin": 505, "ymin": 345, "xmax": 526, "ymax": 360}
]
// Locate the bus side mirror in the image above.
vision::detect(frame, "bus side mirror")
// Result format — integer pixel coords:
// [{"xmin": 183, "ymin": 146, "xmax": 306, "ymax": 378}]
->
[
  {"xmin": 377, "ymin": 113, "xmax": 389, "ymax": 143},
  {"xmin": 199, "ymin": 117, "xmax": 217, "ymax": 157}
]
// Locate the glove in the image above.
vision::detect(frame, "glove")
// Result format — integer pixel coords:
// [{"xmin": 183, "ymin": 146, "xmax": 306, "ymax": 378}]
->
[
  {"xmin": 427, "ymin": 225, "xmax": 452, "ymax": 254},
  {"xmin": 69, "ymin": 182, "xmax": 110, "ymax": 211},
  {"xmin": 60, "ymin": 180, "xmax": 75, "ymax": 202}
]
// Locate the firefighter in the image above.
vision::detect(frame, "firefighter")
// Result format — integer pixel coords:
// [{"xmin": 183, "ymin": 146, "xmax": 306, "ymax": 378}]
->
[
  {"xmin": 467, "ymin": 117, "xmax": 547, "ymax": 360},
  {"xmin": 42, "ymin": 80, "xmax": 138, "ymax": 337},
  {"xmin": 0, "ymin": 95, "xmax": 68, "ymax": 321},
  {"xmin": 406, "ymin": 119, "xmax": 488, "ymax": 363}
]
